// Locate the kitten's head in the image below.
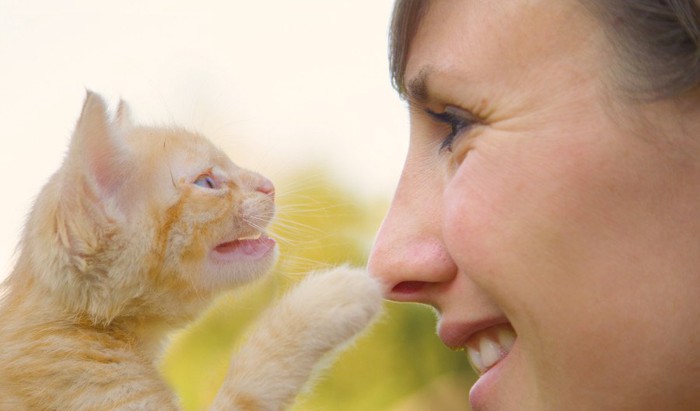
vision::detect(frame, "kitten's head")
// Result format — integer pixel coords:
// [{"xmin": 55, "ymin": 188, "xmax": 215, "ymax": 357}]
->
[{"xmin": 19, "ymin": 91, "xmax": 277, "ymax": 324}]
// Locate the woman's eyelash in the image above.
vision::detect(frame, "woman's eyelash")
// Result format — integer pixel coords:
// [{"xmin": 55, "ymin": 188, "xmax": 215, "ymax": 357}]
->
[{"xmin": 425, "ymin": 108, "xmax": 478, "ymax": 153}]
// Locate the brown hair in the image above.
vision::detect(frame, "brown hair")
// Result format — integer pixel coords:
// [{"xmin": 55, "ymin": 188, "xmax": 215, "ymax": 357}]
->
[
  {"xmin": 388, "ymin": 0, "xmax": 700, "ymax": 100},
  {"xmin": 389, "ymin": 0, "xmax": 428, "ymax": 96}
]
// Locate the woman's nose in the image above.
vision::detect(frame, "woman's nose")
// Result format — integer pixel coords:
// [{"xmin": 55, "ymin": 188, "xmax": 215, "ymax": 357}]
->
[{"xmin": 368, "ymin": 162, "xmax": 457, "ymax": 303}]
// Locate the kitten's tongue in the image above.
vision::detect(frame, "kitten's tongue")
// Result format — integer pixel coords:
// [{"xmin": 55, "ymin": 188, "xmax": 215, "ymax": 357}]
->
[{"xmin": 213, "ymin": 236, "xmax": 276, "ymax": 260}]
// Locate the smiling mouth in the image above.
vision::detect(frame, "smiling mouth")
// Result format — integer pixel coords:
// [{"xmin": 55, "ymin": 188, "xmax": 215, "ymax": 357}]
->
[{"xmin": 464, "ymin": 324, "xmax": 517, "ymax": 375}]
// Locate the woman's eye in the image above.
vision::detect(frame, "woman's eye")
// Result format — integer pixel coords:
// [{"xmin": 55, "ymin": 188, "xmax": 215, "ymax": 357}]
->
[
  {"xmin": 194, "ymin": 174, "xmax": 218, "ymax": 189},
  {"xmin": 426, "ymin": 106, "xmax": 479, "ymax": 153}
]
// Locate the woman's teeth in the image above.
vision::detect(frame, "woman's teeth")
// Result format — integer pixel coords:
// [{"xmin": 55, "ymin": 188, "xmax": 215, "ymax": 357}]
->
[{"xmin": 466, "ymin": 325, "xmax": 517, "ymax": 375}]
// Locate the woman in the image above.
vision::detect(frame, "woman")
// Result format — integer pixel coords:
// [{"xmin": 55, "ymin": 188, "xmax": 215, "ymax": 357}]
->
[{"xmin": 368, "ymin": 1, "xmax": 700, "ymax": 410}]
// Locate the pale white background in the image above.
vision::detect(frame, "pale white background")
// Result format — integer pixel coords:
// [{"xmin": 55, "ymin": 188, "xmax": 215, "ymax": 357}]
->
[{"xmin": 0, "ymin": 0, "xmax": 409, "ymax": 280}]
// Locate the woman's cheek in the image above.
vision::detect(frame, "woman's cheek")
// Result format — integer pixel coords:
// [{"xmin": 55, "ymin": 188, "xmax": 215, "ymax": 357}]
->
[
  {"xmin": 442, "ymin": 150, "xmax": 504, "ymax": 275},
  {"xmin": 445, "ymin": 128, "xmax": 485, "ymax": 173}
]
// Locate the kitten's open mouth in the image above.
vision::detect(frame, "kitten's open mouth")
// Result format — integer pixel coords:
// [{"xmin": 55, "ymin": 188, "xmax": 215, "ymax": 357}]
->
[{"xmin": 212, "ymin": 233, "xmax": 276, "ymax": 261}]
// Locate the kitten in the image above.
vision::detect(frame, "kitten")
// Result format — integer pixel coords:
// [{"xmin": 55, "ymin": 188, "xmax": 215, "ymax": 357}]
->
[{"xmin": 0, "ymin": 92, "xmax": 382, "ymax": 410}]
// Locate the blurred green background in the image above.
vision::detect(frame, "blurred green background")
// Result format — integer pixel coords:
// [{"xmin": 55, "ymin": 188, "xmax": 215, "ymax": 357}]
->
[{"xmin": 160, "ymin": 170, "xmax": 475, "ymax": 410}]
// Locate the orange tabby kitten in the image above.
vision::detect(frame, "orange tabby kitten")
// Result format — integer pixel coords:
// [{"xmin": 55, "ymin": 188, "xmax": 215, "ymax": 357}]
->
[{"xmin": 0, "ymin": 92, "xmax": 381, "ymax": 410}]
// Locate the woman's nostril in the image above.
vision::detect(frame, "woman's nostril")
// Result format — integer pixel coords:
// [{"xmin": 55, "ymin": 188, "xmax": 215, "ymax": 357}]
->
[{"xmin": 392, "ymin": 281, "xmax": 426, "ymax": 294}]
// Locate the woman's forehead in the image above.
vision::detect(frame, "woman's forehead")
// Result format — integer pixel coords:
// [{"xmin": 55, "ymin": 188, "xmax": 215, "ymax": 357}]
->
[{"xmin": 402, "ymin": 1, "xmax": 601, "ymax": 94}]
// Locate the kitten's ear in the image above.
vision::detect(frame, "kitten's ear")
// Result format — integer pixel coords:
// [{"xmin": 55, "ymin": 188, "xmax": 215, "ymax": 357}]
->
[
  {"xmin": 67, "ymin": 91, "xmax": 132, "ymax": 199},
  {"xmin": 115, "ymin": 98, "xmax": 133, "ymax": 130}
]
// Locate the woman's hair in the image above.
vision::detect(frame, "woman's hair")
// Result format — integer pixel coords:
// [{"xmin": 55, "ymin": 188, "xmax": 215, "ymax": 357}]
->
[
  {"xmin": 389, "ymin": 0, "xmax": 700, "ymax": 100},
  {"xmin": 389, "ymin": 0, "xmax": 429, "ymax": 96}
]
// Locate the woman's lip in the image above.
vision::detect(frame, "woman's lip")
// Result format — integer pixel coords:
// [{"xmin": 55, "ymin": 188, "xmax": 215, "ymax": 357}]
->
[
  {"xmin": 438, "ymin": 318, "xmax": 510, "ymax": 350},
  {"xmin": 439, "ymin": 320, "xmax": 517, "ymax": 410},
  {"xmin": 469, "ymin": 340, "xmax": 517, "ymax": 411},
  {"xmin": 469, "ymin": 340, "xmax": 520, "ymax": 411}
]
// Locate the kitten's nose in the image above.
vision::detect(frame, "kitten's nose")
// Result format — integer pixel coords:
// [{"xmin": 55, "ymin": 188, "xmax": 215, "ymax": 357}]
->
[{"xmin": 256, "ymin": 177, "xmax": 275, "ymax": 197}]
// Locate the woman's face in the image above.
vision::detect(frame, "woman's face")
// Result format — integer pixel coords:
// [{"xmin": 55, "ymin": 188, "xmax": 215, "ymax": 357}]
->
[{"xmin": 369, "ymin": 1, "xmax": 700, "ymax": 410}]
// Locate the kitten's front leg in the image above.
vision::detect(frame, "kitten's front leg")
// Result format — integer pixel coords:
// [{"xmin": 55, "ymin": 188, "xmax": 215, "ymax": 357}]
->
[{"xmin": 211, "ymin": 267, "xmax": 383, "ymax": 411}]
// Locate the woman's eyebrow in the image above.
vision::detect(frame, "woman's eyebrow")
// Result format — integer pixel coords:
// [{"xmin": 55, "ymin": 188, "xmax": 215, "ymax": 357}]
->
[{"xmin": 404, "ymin": 67, "xmax": 431, "ymax": 104}]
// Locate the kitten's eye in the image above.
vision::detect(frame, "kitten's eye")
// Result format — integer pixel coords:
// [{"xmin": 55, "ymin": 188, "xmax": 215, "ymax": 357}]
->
[
  {"xmin": 426, "ymin": 106, "xmax": 480, "ymax": 153},
  {"xmin": 193, "ymin": 174, "xmax": 219, "ymax": 189}
]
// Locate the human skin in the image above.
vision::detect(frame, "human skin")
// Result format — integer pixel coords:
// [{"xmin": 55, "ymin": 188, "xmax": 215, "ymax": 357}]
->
[{"xmin": 368, "ymin": 1, "xmax": 700, "ymax": 410}]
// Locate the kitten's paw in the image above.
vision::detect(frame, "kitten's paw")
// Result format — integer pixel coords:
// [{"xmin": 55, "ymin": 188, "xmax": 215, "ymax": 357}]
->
[
  {"xmin": 216, "ymin": 267, "xmax": 383, "ymax": 410},
  {"xmin": 283, "ymin": 266, "xmax": 383, "ymax": 346}
]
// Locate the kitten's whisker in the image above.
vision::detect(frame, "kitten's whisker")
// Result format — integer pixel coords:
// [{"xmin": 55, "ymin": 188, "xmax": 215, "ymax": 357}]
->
[
  {"xmin": 270, "ymin": 223, "xmax": 325, "ymax": 237},
  {"xmin": 270, "ymin": 228, "xmax": 325, "ymax": 243},
  {"xmin": 275, "ymin": 256, "xmax": 335, "ymax": 279},
  {"xmin": 269, "ymin": 235, "xmax": 307, "ymax": 248},
  {"xmin": 241, "ymin": 220, "xmax": 308, "ymax": 246},
  {"xmin": 276, "ymin": 196, "xmax": 335, "ymax": 209},
  {"xmin": 276, "ymin": 207, "xmax": 344, "ymax": 216},
  {"xmin": 274, "ymin": 175, "xmax": 328, "ymax": 195},
  {"xmin": 268, "ymin": 218, "xmax": 327, "ymax": 234}
]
